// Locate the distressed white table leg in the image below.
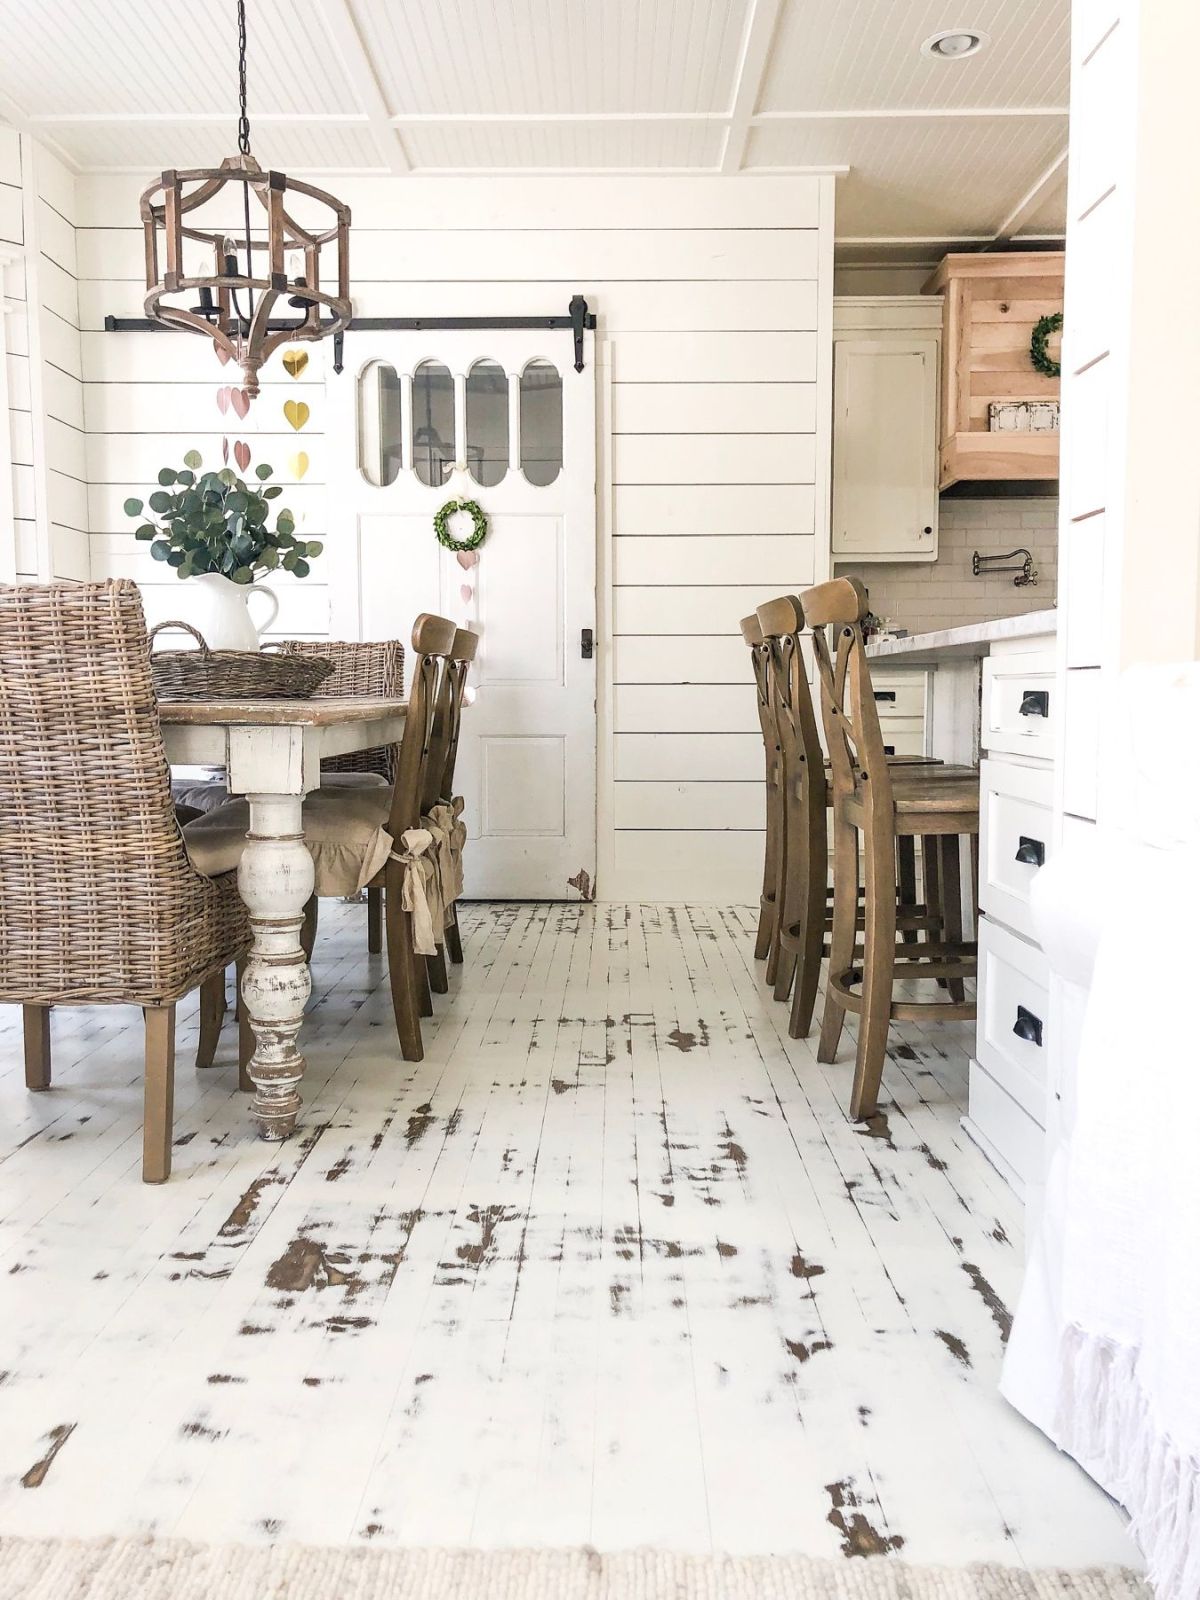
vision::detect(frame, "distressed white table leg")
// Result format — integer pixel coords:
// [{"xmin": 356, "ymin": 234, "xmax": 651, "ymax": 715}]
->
[{"xmin": 237, "ymin": 792, "xmax": 315, "ymax": 1140}]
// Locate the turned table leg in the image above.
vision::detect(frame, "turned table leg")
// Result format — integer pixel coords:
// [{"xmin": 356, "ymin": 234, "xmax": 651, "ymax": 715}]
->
[{"xmin": 237, "ymin": 792, "xmax": 315, "ymax": 1140}]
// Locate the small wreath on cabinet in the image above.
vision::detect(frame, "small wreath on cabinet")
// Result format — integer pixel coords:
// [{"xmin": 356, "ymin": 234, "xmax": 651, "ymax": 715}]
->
[
  {"xmin": 434, "ymin": 498, "xmax": 489, "ymax": 552},
  {"xmin": 1030, "ymin": 311, "xmax": 1063, "ymax": 379}
]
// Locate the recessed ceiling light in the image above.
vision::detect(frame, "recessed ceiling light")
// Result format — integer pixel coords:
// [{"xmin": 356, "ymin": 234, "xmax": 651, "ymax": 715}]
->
[{"xmin": 921, "ymin": 28, "xmax": 989, "ymax": 59}]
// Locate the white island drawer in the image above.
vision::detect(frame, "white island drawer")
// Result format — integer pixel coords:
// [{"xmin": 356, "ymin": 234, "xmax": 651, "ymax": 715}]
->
[
  {"xmin": 977, "ymin": 915, "xmax": 1050, "ymax": 1125},
  {"xmin": 979, "ymin": 758, "xmax": 1054, "ymax": 941},
  {"xmin": 982, "ymin": 649, "xmax": 1056, "ymax": 760},
  {"xmin": 869, "ymin": 673, "xmax": 927, "ymax": 718}
]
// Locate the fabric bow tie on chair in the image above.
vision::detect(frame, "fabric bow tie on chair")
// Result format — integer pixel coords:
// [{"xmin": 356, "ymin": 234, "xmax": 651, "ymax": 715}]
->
[
  {"xmin": 425, "ymin": 800, "xmax": 467, "ymax": 915},
  {"xmin": 388, "ymin": 828, "xmax": 446, "ymax": 956}
]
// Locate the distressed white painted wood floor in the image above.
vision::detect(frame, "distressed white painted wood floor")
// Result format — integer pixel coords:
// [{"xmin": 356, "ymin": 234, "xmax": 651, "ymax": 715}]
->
[{"xmin": 0, "ymin": 904, "xmax": 1136, "ymax": 1569}]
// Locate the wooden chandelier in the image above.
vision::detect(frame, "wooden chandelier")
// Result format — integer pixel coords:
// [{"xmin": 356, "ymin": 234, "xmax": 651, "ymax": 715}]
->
[{"xmin": 139, "ymin": 153, "xmax": 351, "ymax": 397}]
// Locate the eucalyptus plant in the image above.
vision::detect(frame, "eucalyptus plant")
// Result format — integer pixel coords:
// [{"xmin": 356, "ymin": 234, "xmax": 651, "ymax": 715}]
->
[{"xmin": 123, "ymin": 450, "xmax": 323, "ymax": 583}]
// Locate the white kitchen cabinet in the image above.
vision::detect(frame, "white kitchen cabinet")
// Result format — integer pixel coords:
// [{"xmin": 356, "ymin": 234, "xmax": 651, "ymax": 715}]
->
[{"xmin": 831, "ymin": 336, "xmax": 939, "ymax": 562}]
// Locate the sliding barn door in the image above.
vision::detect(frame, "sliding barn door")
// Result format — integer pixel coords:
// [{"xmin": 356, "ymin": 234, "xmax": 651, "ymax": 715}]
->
[{"xmin": 329, "ymin": 328, "xmax": 597, "ymax": 900}]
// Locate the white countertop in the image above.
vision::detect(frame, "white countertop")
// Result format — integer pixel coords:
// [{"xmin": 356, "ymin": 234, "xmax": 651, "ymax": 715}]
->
[{"xmin": 866, "ymin": 608, "xmax": 1057, "ymax": 666}]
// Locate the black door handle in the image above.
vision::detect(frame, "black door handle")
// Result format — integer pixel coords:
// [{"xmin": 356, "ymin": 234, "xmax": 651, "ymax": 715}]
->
[
  {"xmin": 873, "ymin": 690, "xmax": 896, "ymax": 703},
  {"xmin": 1012, "ymin": 1005, "xmax": 1043, "ymax": 1047},
  {"xmin": 580, "ymin": 627, "xmax": 594, "ymax": 660},
  {"xmin": 1014, "ymin": 835, "xmax": 1045, "ymax": 867},
  {"xmin": 1019, "ymin": 690, "xmax": 1049, "ymax": 718}
]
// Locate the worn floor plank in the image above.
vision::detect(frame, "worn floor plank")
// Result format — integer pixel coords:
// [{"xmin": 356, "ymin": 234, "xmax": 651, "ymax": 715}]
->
[{"xmin": 0, "ymin": 903, "xmax": 1136, "ymax": 1569}]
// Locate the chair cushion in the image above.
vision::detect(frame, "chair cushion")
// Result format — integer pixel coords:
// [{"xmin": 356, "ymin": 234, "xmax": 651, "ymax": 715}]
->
[
  {"xmin": 184, "ymin": 782, "xmax": 395, "ymax": 896},
  {"xmin": 173, "ymin": 770, "xmax": 388, "ymax": 816}
]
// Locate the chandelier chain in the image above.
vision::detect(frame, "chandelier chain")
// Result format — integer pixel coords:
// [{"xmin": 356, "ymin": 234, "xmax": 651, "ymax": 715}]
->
[{"xmin": 236, "ymin": 0, "xmax": 251, "ymax": 155}]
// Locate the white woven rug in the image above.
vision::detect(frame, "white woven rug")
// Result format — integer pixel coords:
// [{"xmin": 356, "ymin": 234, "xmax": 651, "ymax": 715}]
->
[{"xmin": 0, "ymin": 1539, "xmax": 1149, "ymax": 1599}]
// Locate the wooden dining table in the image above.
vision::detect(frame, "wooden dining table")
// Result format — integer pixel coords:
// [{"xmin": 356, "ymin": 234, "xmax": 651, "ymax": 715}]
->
[{"xmin": 159, "ymin": 696, "xmax": 407, "ymax": 1141}]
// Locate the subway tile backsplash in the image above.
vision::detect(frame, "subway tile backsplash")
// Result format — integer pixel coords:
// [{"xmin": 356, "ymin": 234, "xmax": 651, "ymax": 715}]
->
[{"xmin": 838, "ymin": 498, "xmax": 1058, "ymax": 636}]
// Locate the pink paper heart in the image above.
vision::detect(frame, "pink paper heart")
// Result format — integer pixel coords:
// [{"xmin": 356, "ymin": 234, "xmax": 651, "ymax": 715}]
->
[
  {"xmin": 234, "ymin": 440, "xmax": 251, "ymax": 473},
  {"xmin": 231, "ymin": 388, "xmax": 251, "ymax": 420},
  {"xmin": 460, "ymin": 584, "xmax": 473, "ymax": 603},
  {"xmin": 455, "ymin": 550, "xmax": 478, "ymax": 570},
  {"xmin": 221, "ymin": 436, "xmax": 230, "ymax": 465},
  {"xmin": 216, "ymin": 386, "xmax": 231, "ymax": 416},
  {"xmin": 214, "ymin": 344, "xmax": 232, "ymax": 367}
]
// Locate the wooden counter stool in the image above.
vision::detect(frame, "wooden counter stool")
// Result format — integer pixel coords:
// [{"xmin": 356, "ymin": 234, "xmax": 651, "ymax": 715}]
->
[
  {"xmin": 802, "ymin": 577, "xmax": 979, "ymax": 1121},
  {"xmin": 741, "ymin": 613, "xmax": 785, "ymax": 972},
  {"xmin": 753, "ymin": 596, "xmax": 948, "ymax": 1042}
]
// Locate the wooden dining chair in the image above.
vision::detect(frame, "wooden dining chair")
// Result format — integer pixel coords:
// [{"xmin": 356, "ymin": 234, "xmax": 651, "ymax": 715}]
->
[
  {"xmin": 802, "ymin": 577, "xmax": 979, "ymax": 1120},
  {"xmin": 0, "ymin": 580, "xmax": 251, "ymax": 1183},
  {"xmin": 185, "ymin": 614, "xmax": 457, "ymax": 1062},
  {"xmin": 421, "ymin": 626, "xmax": 478, "ymax": 989},
  {"xmin": 280, "ymin": 638, "xmax": 406, "ymax": 955},
  {"xmin": 741, "ymin": 613, "xmax": 784, "ymax": 970}
]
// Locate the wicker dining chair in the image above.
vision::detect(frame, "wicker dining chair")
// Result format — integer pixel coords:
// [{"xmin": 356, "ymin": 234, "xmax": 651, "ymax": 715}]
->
[{"xmin": 0, "ymin": 580, "xmax": 250, "ymax": 1183}]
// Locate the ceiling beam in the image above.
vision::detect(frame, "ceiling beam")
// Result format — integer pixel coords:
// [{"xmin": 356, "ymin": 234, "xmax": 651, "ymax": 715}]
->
[
  {"xmin": 314, "ymin": 0, "xmax": 408, "ymax": 174},
  {"xmin": 992, "ymin": 149, "xmax": 1068, "ymax": 241},
  {"xmin": 0, "ymin": 88, "xmax": 79, "ymax": 173},
  {"xmin": 721, "ymin": 0, "xmax": 783, "ymax": 175},
  {"xmin": 753, "ymin": 106, "xmax": 1069, "ymax": 121}
]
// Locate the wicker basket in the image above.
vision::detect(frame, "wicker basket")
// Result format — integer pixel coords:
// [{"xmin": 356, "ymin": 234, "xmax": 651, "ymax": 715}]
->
[{"xmin": 148, "ymin": 621, "xmax": 334, "ymax": 701}]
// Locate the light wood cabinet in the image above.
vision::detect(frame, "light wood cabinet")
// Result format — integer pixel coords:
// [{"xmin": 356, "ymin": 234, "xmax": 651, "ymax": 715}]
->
[
  {"xmin": 831, "ymin": 321, "xmax": 939, "ymax": 563},
  {"xmin": 923, "ymin": 252, "xmax": 1064, "ymax": 491}
]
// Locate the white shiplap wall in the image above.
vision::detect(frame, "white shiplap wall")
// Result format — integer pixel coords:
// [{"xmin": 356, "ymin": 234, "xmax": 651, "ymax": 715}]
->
[
  {"xmin": 0, "ymin": 128, "xmax": 87, "ymax": 583},
  {"xmin": 76, "ymin": 172, "xmax": 832, "ymax": 901}
]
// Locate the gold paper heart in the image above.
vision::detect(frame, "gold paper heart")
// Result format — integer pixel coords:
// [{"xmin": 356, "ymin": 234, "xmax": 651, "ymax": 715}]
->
[
  {"xmin": 282, "ymin": 349, "xmax": 309, "ymax": 379},
  {"xmin": 288, "ymin": 451, "xmax": 309, "ymax": 480},
  {"xmin": 284, "ymin": 399, "xmax": 310, "ymax": 431}
]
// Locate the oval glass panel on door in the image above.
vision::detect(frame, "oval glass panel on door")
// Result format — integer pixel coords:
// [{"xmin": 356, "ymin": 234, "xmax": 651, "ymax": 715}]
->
[{"xmin": 330, "ymin": 330, "xmax": 597, "ymax": 900}]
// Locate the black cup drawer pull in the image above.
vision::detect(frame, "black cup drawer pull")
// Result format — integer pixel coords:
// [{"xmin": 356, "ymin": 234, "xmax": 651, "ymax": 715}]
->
[
  {"xmin": 883, "ymin": 744, "xmax": 896, "ymax": 756},
  {"xmin": 1012, "ymin": 1005, "xmax": 1043, "ymax": 1047},
  {"xmin": 1018, "ymin": 689, "xmax": 1050, "ymax": 718},
  {"xmin": 1014, "ymin": 835, "xmax": 1045, "ymax": 867},
  {"xmin": 873, "ymin": 690, "xmax": 897, "ymax": 703}
]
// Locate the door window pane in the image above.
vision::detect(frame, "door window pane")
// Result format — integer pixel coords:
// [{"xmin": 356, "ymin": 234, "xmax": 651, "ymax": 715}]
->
[
  {"xmin": 519, "ymin": 360, "xmax": 562, "ymax": 487},
  {"xmin": 412, "ymin": 359, "xmax": 454, "ymax": 487},
  {"xmin": 466, "ymin": 359, "xmax": 508, "ymax": 487},
  {"xmin": 358, "ymin": 360, "xmax": 402, "ymax": 487}
]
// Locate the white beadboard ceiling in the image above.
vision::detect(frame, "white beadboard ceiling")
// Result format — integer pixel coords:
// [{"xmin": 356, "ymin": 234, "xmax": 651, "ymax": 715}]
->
[{"xmin": 0, "ymin": 0, "xmax": 1068, "ymax": 246}]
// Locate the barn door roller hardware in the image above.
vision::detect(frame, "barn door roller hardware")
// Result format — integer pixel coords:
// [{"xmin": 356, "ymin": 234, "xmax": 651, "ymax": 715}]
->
[{"xmin": 104, "ymin": 296, "xmax": 597, "ymax": 373}]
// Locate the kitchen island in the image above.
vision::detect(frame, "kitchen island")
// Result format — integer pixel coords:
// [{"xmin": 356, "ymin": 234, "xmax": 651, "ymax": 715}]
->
[{"xmin": 868, "ymin": 608, "xmax": 1058, "ymax": 1204}]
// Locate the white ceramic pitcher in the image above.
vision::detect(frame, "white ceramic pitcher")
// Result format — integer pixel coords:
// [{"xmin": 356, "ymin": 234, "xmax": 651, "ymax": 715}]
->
[{"xmin": 185, "ymin": 573, "xmax": 279, "ymax": 652}]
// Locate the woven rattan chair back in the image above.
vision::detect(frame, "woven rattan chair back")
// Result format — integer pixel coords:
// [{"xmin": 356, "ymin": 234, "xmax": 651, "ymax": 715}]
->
[
  {"xmin": 0, "ymin": 580, "xmax": 246, "ymax": 1009},
  {"xmin": 279, "ymin": 638, "xmax": 405, "ymax": 780}
]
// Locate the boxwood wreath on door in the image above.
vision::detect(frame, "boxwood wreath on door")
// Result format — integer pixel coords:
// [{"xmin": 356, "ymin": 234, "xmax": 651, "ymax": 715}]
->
[{"xmin": 434, "ymin": 497, "xmax": 488, "ymax": 553}]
